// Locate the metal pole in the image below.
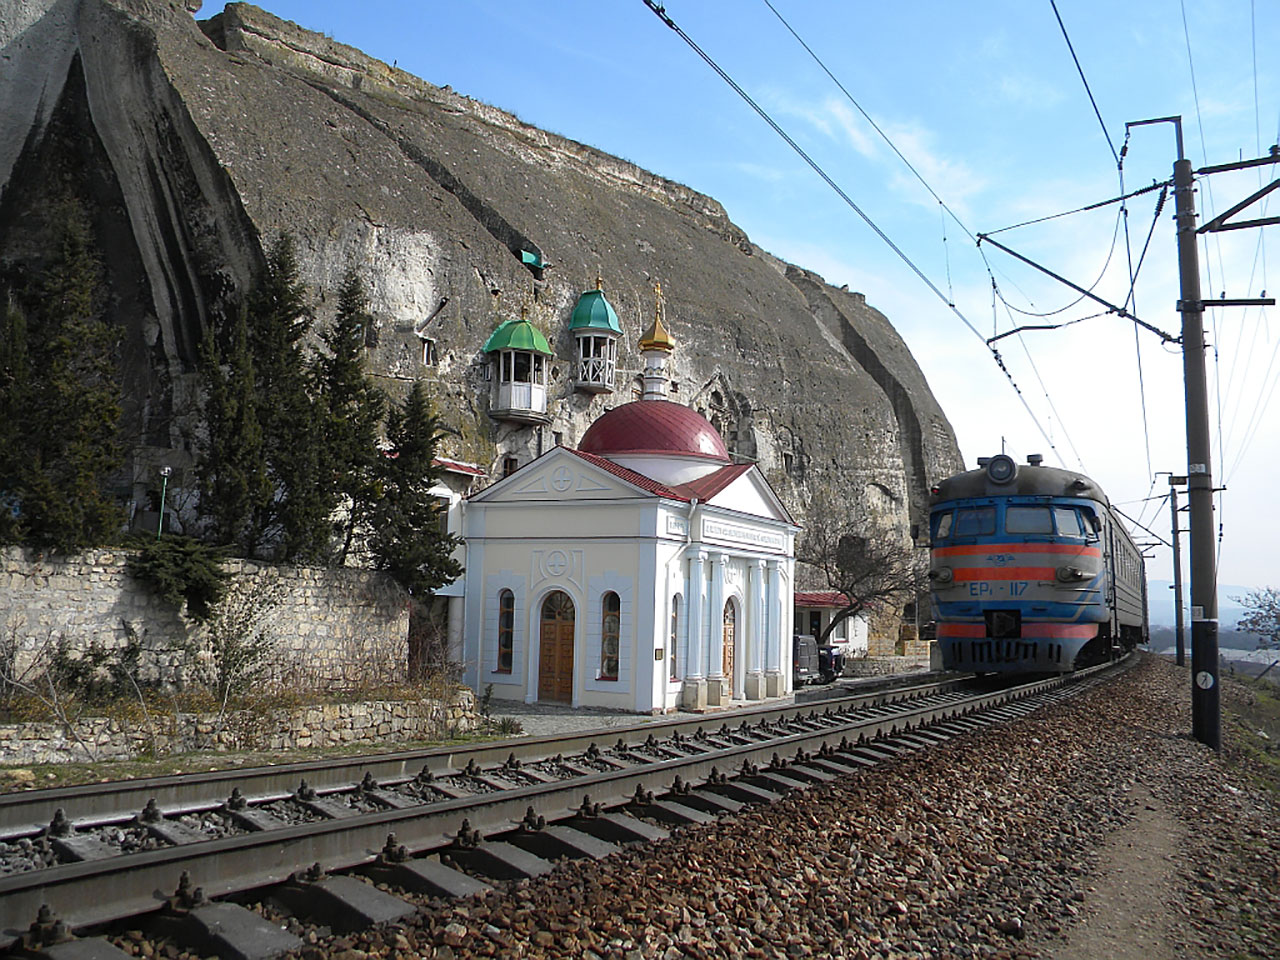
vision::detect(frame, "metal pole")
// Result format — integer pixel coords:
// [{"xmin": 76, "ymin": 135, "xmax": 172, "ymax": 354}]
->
[
  {"xmin": 1173, "ymin": 136, "xmax": 1221, "ymax": 751},
  {"xmin": 156, "ymin": 466, "xmax": 171, "ymax": 541},
  {"xmin": 1169, "ymin": 481, "xmax": 1185, "ymax": 667}
]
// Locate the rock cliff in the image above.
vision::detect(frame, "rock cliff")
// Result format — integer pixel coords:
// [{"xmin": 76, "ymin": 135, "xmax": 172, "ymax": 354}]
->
[{"xmin": 0, "ymin": 0, "xmax": 962, "ymax": 539}]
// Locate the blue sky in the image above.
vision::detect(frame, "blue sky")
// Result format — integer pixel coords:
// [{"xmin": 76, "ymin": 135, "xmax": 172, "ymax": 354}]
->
[{"xmin": 200, "ymin": 1, "xmax": 1279, "ymax": 595}]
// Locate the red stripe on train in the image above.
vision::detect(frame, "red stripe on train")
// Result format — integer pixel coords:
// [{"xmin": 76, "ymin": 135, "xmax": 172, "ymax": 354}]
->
[
  {"xmin": 936, "ymin": 624, "xmax": 1098, "ymax": 639},
  {"xmin": 952, "ymin": 567, "xmax": 1057, "ymax": 581}
]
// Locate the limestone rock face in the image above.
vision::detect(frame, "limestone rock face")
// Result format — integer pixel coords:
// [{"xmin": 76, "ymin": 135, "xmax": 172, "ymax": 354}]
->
[{"xmin": 0, "ymin": 0, "xmax": 962, "ymax": 535}]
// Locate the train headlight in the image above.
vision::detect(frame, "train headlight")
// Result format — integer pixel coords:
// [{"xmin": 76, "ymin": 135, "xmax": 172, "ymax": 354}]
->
[
  {"xmin": 929, "ymin": 566, "xmax": 954, "ymax": 583},
  {"xmin": 1055, "ymin": 565, "xmax": 1085, "ymax": 582},
  {"xmin": 986, "ymin": 454, "xmax": 1017, "ymax": 485}
]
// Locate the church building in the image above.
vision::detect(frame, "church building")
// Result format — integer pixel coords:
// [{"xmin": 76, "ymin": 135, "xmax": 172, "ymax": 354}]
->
[{"xmin": 459, "ymin": 289, "xmax": 799, "ymax": 713}]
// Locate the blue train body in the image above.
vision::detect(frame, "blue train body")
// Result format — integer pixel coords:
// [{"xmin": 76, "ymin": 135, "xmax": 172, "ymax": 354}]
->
[{"xmin": 928, "ymin": 455, "xmax": 1147, "ymax": 674}]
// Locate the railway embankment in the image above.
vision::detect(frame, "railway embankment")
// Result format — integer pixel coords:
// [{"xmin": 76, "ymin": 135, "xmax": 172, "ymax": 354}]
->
[{"xmin": 208, "ymin": 654, "xmax": 1274, "ymax": 960}]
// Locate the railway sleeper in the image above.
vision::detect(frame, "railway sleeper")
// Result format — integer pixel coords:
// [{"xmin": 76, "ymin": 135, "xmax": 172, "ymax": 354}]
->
[
  {"xmin": 147, "ymin": 901, "xmax": 303, "ymax": 960},
  {"xmin": 564, "ymin": 809, "xmax": 669, "ymax": 844},
  {"xmin": 504, "ymin": 823, "xmax": 620, "ymax": 861},
  {"xmin": 625, "ymin": 796, "xmax": 717, "ymax": 827},
  {"xmin": 270, "ymin": 872, "xmax": 415, "ymax": 934},
  {"xmin": 442, "ymin": 840, "xmax": 554, "ymax": 881},
  {"xmin": 359, "ymin": 854, "xmax": 492, "ymax": 900}
]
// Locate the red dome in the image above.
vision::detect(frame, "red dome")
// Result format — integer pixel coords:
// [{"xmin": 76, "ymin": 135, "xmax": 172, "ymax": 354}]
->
[{"xmin": 579, "ymin": 401, "xmax": 730, "ymax": 462}]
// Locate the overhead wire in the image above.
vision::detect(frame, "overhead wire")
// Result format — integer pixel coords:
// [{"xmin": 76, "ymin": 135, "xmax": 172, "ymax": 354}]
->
[
  {"xmin": 758, "ymin": 0, "xmax": 977, "ymax": 242},
  {"xmin": 983, "ymin": 201, "xmax": 1124, "ymax": 319},
  {"xmin": 1051, "ymin": 0, "xmax": 1163, "ymax": 520},
  {"xmin": 1050, "ymin": 1, "xmax": 1120, "ymax": 166},
  {"xmin": 640, "ymin": 0, "xmax": 1067, "ymax": 462},
  {"xmin": 982, "ymin": 180, "xmax": 1167, "ymax": 237}
]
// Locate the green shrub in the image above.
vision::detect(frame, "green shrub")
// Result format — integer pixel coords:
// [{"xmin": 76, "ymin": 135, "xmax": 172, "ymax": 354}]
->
[{"xmin": 126, "ymin": 535, "xmax": 229, "ymax": 622}]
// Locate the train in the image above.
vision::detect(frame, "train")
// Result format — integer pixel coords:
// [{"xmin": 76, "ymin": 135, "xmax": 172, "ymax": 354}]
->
[{"xmin": 927, "ymin": 453, "xmax": 1148, "ymax": 674}]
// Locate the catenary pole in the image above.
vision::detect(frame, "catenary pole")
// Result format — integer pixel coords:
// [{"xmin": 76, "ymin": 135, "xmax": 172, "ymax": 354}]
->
[
  {"xmin": 1171, "ymin": 125, "xmax": 1221, "ymax": 751},
  {"xmin": 1169, "ymin": 479, "xmax": 1186, "ymax": 668}
]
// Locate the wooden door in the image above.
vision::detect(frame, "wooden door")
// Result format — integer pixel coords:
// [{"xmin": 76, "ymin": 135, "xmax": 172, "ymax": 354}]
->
[
  {"xmin": 538, "ymin": 591, "xmax": 575, "ymax": 703},
  {"xmin": 722, "ymin": 601, "xmax": 736, "ymax": 689}
]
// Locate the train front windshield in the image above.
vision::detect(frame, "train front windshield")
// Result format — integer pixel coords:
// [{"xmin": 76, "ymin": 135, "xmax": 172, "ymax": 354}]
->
[{"xmin": 931, "ymin": 501, "xmax": 1095, "ymax": 543}]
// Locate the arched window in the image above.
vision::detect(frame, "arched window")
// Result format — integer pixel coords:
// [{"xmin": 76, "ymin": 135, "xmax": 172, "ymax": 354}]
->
[
  {"xmin": 600, "ymin": 591, "xmax": 621, "ymax": 680},
  {"xmin": 496, "ymin": 590, "xmax": 514, "ymax": 673},
  {"xmin": 669, "ymin": 594, "xmax": 681, "ymax": 681}
]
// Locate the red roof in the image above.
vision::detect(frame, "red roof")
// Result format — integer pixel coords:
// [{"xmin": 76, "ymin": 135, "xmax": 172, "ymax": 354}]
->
[
  {"xmin": 568, "ymin": 448, "xmax": 681, "ymax": 498},
  {"xmin": 794, "ymin": 591, "xmax": 850, "ymax": 608},
  {"xmin": 680, "ymin": 463, "xmax": 753, "ymax": 502},
  {"xmin": 566, "ymin": 449, "xmax": 758, "ymax": 507},
  {"xmin": 433, "ymin": 457, "xmax": 486, "ymax": 477},
  {"xmin": 578, "ymin": 400, "xmax": 730, "ymax": 462}
]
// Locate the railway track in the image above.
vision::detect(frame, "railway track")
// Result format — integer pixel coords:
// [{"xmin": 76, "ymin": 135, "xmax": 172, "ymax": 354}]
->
[{"xmin": 0, "ymin": 662, "xmax": 1130, "ymax": 958}]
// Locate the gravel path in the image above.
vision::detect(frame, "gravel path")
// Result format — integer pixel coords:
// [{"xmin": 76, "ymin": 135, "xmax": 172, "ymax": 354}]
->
[{"xmin": 109, "ymin": 654, "xmax": 1280, "ymax": 960}]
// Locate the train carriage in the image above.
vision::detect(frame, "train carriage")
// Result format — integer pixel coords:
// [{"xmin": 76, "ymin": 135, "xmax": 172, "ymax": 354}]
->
[{"xmin": 928, "ymin": 454, "xmax": 1147, "ymax": 674}]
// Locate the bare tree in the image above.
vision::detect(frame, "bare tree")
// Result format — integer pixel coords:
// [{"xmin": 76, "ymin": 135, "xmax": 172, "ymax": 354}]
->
[
  {"xmin": 1235, "ymin": 587, "xmax": 1280, "ymax": 650},
  {"xmin": 797, "ymin": 489, "xmax": 925, "ymax": 644}
]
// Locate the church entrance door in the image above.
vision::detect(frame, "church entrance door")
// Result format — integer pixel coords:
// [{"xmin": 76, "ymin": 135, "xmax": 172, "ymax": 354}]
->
[
  {"xmin": 539, "ymin": 591, "xmax": 575, "ymax": 703},
  {"xmin": 722, "ymin": 600, "xmax": 736, "ymax": 695}
]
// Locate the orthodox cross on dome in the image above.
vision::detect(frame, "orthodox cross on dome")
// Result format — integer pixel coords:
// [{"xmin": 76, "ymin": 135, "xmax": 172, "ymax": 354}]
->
[{"xmin": 640, "ymin": 282, "xmax": 675, "ymax": 401}]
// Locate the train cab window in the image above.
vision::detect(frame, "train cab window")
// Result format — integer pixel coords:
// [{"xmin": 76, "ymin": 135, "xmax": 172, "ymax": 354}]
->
[
  {"xmin": 1005, "ymin": 506, "xmax": 1053, "ymax": 534},
  {"xmin": 932, "ymin": 511, "xmax": 954, "ymax": 540},
  {"xmin": 953, "ymin": 506, "xmax": 996, "ymax": 537},
  {"xmin": 1053, "ymin": 507, "xmax": 1084, "ymax": 538}
]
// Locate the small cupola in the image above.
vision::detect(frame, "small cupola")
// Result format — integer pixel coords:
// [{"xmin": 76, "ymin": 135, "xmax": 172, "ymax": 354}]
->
[
  {"xmin": 639, "ymin": 282, "xmax": 675, "ymax": 401},
  {"xmin": 483, "ymin": 303, "xmax": 553, "ymax": 424},
  {"xmin": 569, "ymin": 278, "xmax": 622, "ymax": 393}
]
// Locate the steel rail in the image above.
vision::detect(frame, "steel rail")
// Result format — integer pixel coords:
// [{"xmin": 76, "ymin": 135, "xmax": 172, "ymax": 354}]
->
[
  {"xmin": 0, "ymin": 678, "xmax": 973, "ymax": 837},
  {"xmin": 0, "ymin": 663, "xmax": 1126, "ymax": 938}
]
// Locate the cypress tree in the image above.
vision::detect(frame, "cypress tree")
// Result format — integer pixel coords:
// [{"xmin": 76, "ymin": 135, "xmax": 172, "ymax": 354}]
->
[
  {"xmin": 9, "ymin": 202, "xmax": 124, "ymax": 552},
  {"xmin": 317, "ymin": 268, "xmax": 386, "ymax": 564},
  {"xmin": 0, "ymin": 295, "xmax": 30, "ymax": 543},
  {"xmin": 240, "ymin": 234, "xmax": 328, "ymax": 561},
  {"xmin": 368, "ymin": 382, "xmax": 462, "ymax": 598},
  {"xmin": 195, "ymin": 307, "xmax": 271, "ymax": 552}
]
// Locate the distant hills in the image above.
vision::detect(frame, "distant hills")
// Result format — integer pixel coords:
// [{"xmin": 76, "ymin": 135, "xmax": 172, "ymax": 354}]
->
[{"xmin": 1146, "ymin": 579, "xmax": 1252, "ymax": 628}]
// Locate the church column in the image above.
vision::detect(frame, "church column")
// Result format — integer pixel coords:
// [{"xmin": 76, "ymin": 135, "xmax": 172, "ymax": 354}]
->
[
  {"xmin": 765, "ymin": 560, "xmax": 785, "ymax": 697},
  {"xmin": 681, "ymin": 549, "xmax": 708, "ymax": 710},
  {"xmin": 707, "ymin": 553, "xmax": 729, "ymax": 705},
  {"xmin": 745, "ymin": 559, "xmax": 766, "ymax": 700}
]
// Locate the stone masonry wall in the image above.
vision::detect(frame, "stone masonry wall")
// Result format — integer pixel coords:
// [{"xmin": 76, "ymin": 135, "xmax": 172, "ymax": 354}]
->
[
  {"xmin": 0, "ymin": 689, "xmax": 479, "ymax": 765},
  {"xmin": 0, "ymin": 546, "xmax": 411, "ymax": 688}
]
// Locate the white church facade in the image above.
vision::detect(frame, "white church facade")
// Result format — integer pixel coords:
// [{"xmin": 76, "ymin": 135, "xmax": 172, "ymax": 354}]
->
[{"xmin": 456, "ymin": 289, "xmax": 799, "ymax": 713}]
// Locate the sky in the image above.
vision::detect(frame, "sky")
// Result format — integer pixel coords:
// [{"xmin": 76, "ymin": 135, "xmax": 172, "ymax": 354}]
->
[{"xmin": 199, "ymin": 1, "xmax": 1279, "ymax": 601}]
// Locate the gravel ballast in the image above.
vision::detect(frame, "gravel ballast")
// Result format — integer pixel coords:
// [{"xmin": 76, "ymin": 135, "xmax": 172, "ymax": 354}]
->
[{"xmin": 107, "ymin": 654, "xmax": 1279, "ymax": 959}]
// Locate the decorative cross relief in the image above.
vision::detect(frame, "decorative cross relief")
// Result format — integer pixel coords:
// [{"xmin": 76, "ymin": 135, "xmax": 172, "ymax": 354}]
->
[{"xmin": 532, "ymin": 548, "xmax": 584, "ymax": 591}]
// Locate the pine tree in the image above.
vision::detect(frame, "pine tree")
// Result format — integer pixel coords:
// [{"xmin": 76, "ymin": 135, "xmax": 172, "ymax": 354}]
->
[
  {"xmin": 368, "ymin": 382, "xmax": 462, "ymax": 598},
  {"xmin": 9, "ymin": 201, "xmax": 124, "ymax": 552},
  {"xmin": 317, "ymin": 268, "xmax": 386, "ymax": 563},
  {"xmin": 195, "ymin": 307, "xmax": 271, "ymax": 552}
]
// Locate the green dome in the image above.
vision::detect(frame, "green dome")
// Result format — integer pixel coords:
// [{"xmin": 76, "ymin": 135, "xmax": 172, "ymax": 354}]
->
[
  {"xmin": 569, "ymin": 289, "xmax": 622, "ymax": 334},
  {"xmin": 483, "ymin": 317, "xmax": 552, "ymax": 355}
]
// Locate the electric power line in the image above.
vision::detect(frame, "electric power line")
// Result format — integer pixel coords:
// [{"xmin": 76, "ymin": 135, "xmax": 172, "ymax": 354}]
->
[
  {"xmin": 640, "ymin": 0, "xmax": 1067, "ymax": 461},
  {"xmin": 1050, "ymin": 0, "xmax": 1120, "ymax": 167}
]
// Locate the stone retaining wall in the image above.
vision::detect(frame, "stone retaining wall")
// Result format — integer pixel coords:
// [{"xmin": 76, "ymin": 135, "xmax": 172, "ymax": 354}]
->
[
  {"xmin": 0, "ymin": 688, "xmax": 478, "ymax": 765},
  {"xmin": 0, "ymin": 546, "xmax": 411, "ymax": 688},
  {"xmin": 844, "ymin": 654, "xmax": 933, "ymax": 677}
]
